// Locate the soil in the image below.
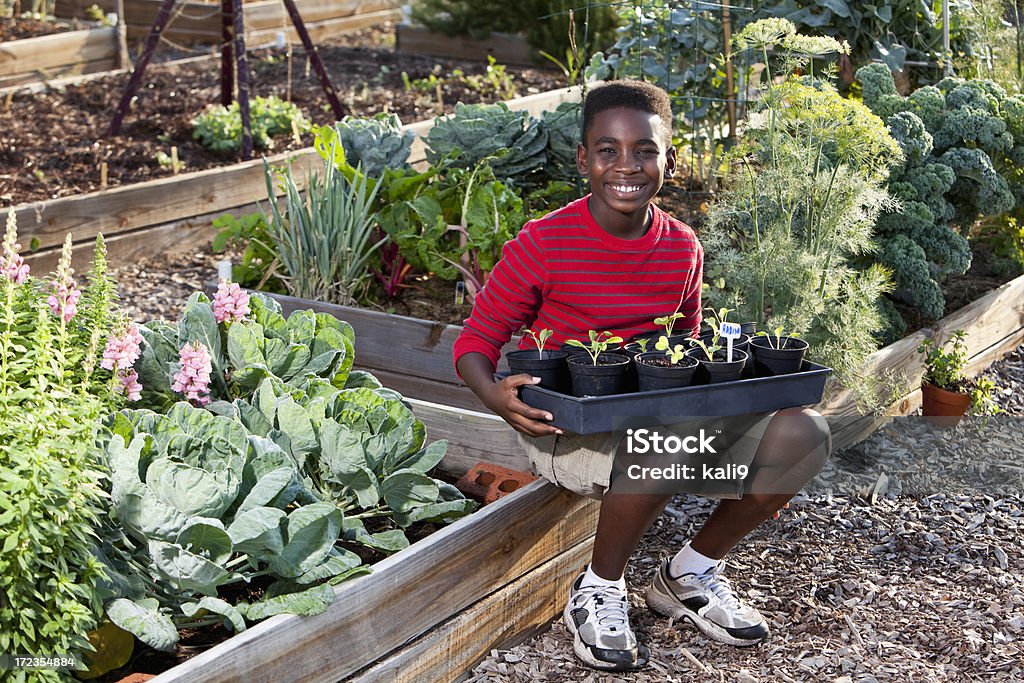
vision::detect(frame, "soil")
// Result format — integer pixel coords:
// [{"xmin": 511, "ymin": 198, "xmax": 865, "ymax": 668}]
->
[
  {"xmin": 0, "ymin": 24, "xmax": 565, "ymax": 206},
  {"xmin": 0, "ymin": 16, "xmax": 81, "ymax": 41}
]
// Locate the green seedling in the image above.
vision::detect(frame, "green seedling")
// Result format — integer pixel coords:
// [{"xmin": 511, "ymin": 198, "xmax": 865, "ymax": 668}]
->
[
  {"xmin": 524, "ymin": 328, "xmax": 553, "ymax": 360},
  {"xmin": 754, "ymin": 325, "xmax": 801, "ymax": 350},
  {"xmin": 566, "ymin": 330, "xmax": 623, "ymax": 366},
  {"xmin": 702, "ymin": 305, "xmax": 734, "ymax": 346},
  {"xmin": 654, "ymin": 311, "xmax": 685, "ymax": 339},
  {"xmin": 634, "ymin": 337, "xmax": 650, "ymax": 354},
  {"xmin": 654, "ymin": 335, "xmax": 688, "ymax": 365},
  {"xmin": 917, "ymin": 330, "xmax": 968, "ymax": 391},
  {"xmin": 688, "ymin": 338, "xmax": 723, "ymax": 363}
]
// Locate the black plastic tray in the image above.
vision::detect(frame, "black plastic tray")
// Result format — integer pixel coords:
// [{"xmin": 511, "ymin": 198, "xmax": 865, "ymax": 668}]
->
[{"xmin": 501, "ymin": 362, "xmax": 831, "ymax": 434}]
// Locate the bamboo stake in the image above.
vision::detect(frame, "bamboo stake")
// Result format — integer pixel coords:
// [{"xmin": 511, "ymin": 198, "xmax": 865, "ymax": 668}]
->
[
  {"xmin": 171, "ymin": 146, "xmax": 179, "ymax": 175},
  {"xmin": 100, "ymin": 162, "xmax": 108, "ymax": 189},
  {"xmin": 114, "ymin": 0, "xmax": 130, "ymax": 70}
]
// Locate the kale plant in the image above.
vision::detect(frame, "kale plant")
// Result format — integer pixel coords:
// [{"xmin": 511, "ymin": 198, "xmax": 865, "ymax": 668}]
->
[{"xmin": 857, "ymin": 64, "xmax": 1024, "ymax": 331}]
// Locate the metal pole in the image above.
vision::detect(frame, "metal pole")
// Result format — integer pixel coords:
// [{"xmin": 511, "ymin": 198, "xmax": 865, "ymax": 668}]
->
[
  {"xmin": 942, "ymin": 0, "xmax": 952, "ymax": 76},
  {"xmin": 281, "ymin": 0, "xmax": 344, "ymax": 119},
  {"xmin": 232, "ymin": 0, "xmax": 253, "ymax": 160},
  {"xmin": 106, "ymin": 0, "xmax": 178, "ymax": 136}
]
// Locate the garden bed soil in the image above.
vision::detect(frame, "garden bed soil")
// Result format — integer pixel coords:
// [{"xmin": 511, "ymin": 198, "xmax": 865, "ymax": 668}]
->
[
  {"xmin": 0, "ymin": 27, "xmax": 564, "ymax": 206},
  {"xmin": 0, "ymin": 16, "xmax": 81, "ymax": 41}
]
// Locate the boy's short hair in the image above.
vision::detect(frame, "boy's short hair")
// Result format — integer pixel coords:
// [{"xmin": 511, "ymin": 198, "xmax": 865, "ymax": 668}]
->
[{"xmin": 581, "ymin": 80, "xmax": 674, "ymax": 145}]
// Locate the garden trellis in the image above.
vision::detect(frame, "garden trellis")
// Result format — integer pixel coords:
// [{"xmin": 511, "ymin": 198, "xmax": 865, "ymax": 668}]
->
[{"xmin": 105, "ymin": 0, "xmax": 345, "ymax": 159}]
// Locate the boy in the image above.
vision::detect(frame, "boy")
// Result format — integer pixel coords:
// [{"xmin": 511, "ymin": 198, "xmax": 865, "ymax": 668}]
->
[{"xmin": 453, "ymin": 80, "xmax": 831, "ymax": 671}]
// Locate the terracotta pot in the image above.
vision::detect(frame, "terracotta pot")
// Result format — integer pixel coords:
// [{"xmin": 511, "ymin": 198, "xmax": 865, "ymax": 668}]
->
[{"xmin": 920, "ymin": 381, "xmax": 971, "ymax": 427}]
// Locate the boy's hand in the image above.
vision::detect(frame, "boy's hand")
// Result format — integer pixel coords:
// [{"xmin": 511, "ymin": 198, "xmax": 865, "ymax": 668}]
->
[{"xmin": 482, "ymin": 374, "xmax": 564, "ymax": 437}]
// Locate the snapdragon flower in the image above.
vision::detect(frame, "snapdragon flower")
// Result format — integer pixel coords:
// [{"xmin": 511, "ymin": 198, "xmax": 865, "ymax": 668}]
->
[
  {"xmin": 212, "ymin": 279, "xmax": 250, "ymax": 324},
  {"xmin": 1, "ymin": 211, "xmax": 29, "ymax": 285},
  {"xmin": 116, "ymin": 370, "xmax": 143, "ymax": 402},
  {"xmin": 101, "ymin": 323, "xmax": 144, "ymax": 372},
  {"xmin": 47, "ymin": 236, "xmax": 81, "ymax": 322},
  {"xmin": 171, "ymin": 341, "xmax": 213, "ymax": 406}
]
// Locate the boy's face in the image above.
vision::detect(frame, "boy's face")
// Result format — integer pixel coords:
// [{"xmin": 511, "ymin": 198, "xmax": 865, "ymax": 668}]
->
[{"xmin": 577, "ymin": 107, "xmax": 676, "ymax": 236}]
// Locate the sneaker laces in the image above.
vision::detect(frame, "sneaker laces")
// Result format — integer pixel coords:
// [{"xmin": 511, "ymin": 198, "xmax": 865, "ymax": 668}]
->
[
  {"xmin": 698, "ymin": 561, "xmax": 742, "ymax": 611},
  {"xmin": 579, "ymin": 584, "xmax": 631, "ymax": 632}
]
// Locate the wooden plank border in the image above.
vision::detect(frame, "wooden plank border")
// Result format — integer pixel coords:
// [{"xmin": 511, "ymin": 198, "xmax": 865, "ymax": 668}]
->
[
  {"xmin": 17, "ymin": 85, "xmax": 584, "ymax": 265},
  {"xmin": 0, "ymin": 27, "xmax": 117, "ymax": 87},
  {"xmin": 150, "ymin": 479, "xmax": 599, "ymax": 682}
]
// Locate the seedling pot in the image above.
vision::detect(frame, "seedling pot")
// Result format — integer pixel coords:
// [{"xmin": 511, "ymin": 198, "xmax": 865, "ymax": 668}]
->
[
  {"xmin": 634, "ymin": 352, "xmax": 698, "ymax": 391},
  {"xmin": 740, "ymin": 321, "xmax": 758, "ymax": 335},
  {"xmin": 686, "ymin": 348, "xmax": 748, "ymax": 384},
  {"xmin": 567, "ymin": 352, "xmax": 632, "ymax": 397},
  {"xmin": 749, "ymin": 336, "xmax": 809, "ymax": 376},
  {"xmin": 920, "ymin": 381, "xmax": 971, "ymax": 427},
  {"xmin": 506, "ymin": 349, "xmax": 570, "ymax": 393}
]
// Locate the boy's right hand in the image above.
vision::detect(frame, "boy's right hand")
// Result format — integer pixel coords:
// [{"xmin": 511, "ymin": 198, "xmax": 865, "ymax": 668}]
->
[{"xmin": 480, "ymin": 374, "xmax": 563, "ymax": 437}]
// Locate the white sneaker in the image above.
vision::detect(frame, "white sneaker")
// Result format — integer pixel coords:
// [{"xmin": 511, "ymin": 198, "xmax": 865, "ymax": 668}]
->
[
  {"xmin": 646, "ymin": 559, "xmax": 769, "ymax": 646},
  {"xmin": 563, "ymin": 572, "xmax": 649, "ymax": 671}
]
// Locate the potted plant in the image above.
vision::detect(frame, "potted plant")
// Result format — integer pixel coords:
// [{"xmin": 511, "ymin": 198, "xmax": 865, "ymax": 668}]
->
[
  {"xmin": 749, "ymin": 325, "xmax": 809, "ymax": 376},
  {"xmin": 565, "ymin": 330, "xmax": 630, "ymax": 397},
  {"xmin": 684, "ymin": 338, "xmax": 748, "ymax": 385},
  {"xmin": 699, "ymin": 306, "xmax": 751, "ymax": 354},
  {"xmin": 506, "ymin": 328, "xmax": 570, "ymax": 393},
  {"xmin": 917, "ymin": 330, "xmax": 979, "ymax": 426},
  {"xmin": 634, "ymin": 335, "xmax": 699, "ymax": 391}
]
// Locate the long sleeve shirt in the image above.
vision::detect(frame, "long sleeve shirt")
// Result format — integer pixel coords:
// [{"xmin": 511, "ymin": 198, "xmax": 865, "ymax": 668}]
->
[{"xmin": 453, "ymin": 196, "xmax": 704, "ymax": 371}]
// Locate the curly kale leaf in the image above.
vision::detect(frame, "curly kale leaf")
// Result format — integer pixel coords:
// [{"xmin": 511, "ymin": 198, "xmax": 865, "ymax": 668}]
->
[
  {"xmin": 905, "ymin": 86, "xmax": 946, "ymax": 133},
  {"xmin": 541, "ymin": 102, "xmax": 581, "ymax": 181},
  {"xmin": 938, "ymin": 147, "xmax": 1015, "ymax": 224},
  {"xmin": 855, "ymin": 64, "xmax": 904, "ymax": 120},
  {"xmin": 886, "ymin": 112, "xmax": 932, "ymax": 168},
  {"xmin": 878, "ymin": 234, "xmax": 945, "ymax": 319}
]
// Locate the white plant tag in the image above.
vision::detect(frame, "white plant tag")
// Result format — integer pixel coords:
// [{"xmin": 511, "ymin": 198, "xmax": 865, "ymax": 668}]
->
[{"xmin": 720, "ymin": 322, "xmax": 741, "ymax": 363}]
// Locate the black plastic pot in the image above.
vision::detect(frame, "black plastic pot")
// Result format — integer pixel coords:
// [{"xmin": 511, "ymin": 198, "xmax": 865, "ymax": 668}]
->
[
  {"xmin": 749, "ymin": 336, "xmax": 809, "ymax": 376},
  {"xmin": 740, "ymin": 321, "xmax": 757, "ymax": 336},
  {"xmin": 634, "ymin": 352, "xmax": 699, "ymax": 392},
  {"xmin": 506, "ymin": 349, "xmax": 570, "ymax": 393},
  {"xmin": 560, "ymin": 342, "xmax": 592, "ymax": 360},
  {"xmin": 624, "ymin": 334, "xmax": 690, "ymax": 359},
  {"xmin": 685, "ymin": 347, "xmax": 748, "ymax": 385},
  {"xmin": 567, "ymin": 352, "xmax": 632, "ymax": 397}
]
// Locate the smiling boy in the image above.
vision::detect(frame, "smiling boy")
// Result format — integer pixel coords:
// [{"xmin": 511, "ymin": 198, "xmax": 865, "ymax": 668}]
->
[{"xmin": 454, "ymin": 80, "xmax": 830, "ymax": 671}]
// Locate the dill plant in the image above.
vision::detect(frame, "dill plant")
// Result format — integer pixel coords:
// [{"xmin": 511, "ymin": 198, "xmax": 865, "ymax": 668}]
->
[
  {"xmin": 0, "ymin": 220, "xmax": 126, "ymax": 679},
  {"xmin": 702, "ymin": 19, "xmax": 903, "ymax": 404}
]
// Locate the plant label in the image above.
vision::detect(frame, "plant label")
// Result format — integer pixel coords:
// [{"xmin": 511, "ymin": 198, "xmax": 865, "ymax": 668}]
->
[
  {"xmin": 720, "ymin": 322, "xmax": 741, "ymax": 363},
  {"xmin": 720, "ymin": 322, "xmax": 742, "ymax": 339}
]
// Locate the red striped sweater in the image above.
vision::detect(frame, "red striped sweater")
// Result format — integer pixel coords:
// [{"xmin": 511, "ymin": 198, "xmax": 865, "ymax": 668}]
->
[{"xmin": 453, "ymin": 195, "xmax": 704, "ymax": 371}]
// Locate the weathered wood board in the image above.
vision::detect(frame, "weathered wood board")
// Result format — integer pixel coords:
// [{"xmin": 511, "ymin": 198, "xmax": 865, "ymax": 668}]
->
[
  {"xmin": 0, "ymin": 27, "xmax": 117, "ymax": 88},
  {"xmin": 52, "ymin": 0, "xmax": 399, "ymax": 43},
  {"xmin": 396, "ymin": 24, "xmax": 535, "ymax": 66},
  {"xmin": 149, "ymin": 478, "xmax": 599, "ymax": 683}
]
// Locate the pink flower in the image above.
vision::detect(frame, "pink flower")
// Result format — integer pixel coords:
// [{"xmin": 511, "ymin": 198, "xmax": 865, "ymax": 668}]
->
[
  {"xmin": 102, "ymin": 324, "xmax": 144, "ymax": 372},
  {"xmin": 212, "ymin": 280, "xmax": 250, "ymax": 324},
  {"xmin": 171, "ymin": 341, "xmax": 213, "ymax": 406},
  {"xmin": 116, "ymin": 370, "xmax": 143, "ymax": 402},
  {"xmin": 1, "ymin": 211, "xmax": 29, "ymax": 285},
  {"xmin": 48, "ymin": 235, "xmax": 81, "ymax": 323}
]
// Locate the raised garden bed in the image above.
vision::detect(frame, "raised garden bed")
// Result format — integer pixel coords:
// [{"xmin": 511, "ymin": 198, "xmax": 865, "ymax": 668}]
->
[
  {"xmin": 0, "ymin": 24, "xmax": 118, "ymax": 88},
  {"xmin": 145, "ymin": 454, "xmax": 598, "ymax": 682},
  {"xmin": 4, "ymin": 67, "xmax": 571, "ymax": 272},
  {"xmin": 268, "ymin": 272, "xmax": 1024, "ymax": 453},
  {"xmin": 396, "ymin": 23, "xmax": 534, "ymax": 66},
  {"xmin": 53, "ymin": 0, "xmax": 401, "ymax": 44}
]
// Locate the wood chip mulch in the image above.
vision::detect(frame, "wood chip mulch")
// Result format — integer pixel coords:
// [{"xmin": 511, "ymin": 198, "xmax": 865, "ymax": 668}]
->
[{"xmin": 112, "ymin": 250, "xmax": 1024, "ymax": 683}]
